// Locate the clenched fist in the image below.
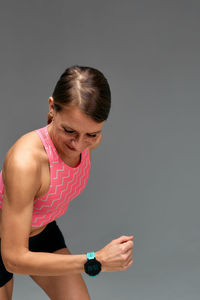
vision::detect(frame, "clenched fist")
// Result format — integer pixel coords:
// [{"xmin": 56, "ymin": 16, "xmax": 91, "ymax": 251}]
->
[{"xmin": 95, "ymin": 235, "xmax": 134, "ymax": 272}]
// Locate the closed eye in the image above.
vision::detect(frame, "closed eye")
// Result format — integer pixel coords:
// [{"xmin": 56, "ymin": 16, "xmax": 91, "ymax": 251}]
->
[
  {"xmin": 64, "ymin": 127, "xmax": 97, "ymax": 138},
  {"xmin": 64, "ymin": 128, "xmax": 74, "ymax": 134},
  {"xmin": 87, "ymin": 134, "xmax": 97, "ymax": 138}
]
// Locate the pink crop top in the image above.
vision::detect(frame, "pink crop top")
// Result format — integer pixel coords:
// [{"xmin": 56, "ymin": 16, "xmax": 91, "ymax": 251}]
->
[{"xmin": 0, "ymin": 124, "xmax": 91, "ymax": 227}]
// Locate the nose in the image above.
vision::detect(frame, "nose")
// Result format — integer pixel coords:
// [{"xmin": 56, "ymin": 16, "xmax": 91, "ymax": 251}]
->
[{"xmin": 70, "ymin": 136, "xmax": 83, "ymax": 151}]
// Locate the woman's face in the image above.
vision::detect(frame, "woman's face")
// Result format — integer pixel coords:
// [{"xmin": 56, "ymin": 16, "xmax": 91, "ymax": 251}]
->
[{"xmin": 48, "ymin": 98, "xmax": 105, "ymax": 159}]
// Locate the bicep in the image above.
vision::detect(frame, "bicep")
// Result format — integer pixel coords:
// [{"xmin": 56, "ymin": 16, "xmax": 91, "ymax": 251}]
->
[{"xmin": 1, "ymin": 153, "xmax": 40, "ymax": 269}]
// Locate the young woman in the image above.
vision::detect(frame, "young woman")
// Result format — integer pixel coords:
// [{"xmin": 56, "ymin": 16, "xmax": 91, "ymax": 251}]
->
[{"xmin": 0, "ymin": 66, "xmax": 134, "ymax": 300}]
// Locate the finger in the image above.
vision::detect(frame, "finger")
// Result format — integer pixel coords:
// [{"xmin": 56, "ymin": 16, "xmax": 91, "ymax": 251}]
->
[
  {"xmin": 127, "ymin": 259, "xmax": 134, "ymax": 267},
  {"xmin": 124, "ymin": 249, "xmax": 134, "ymax": 260},
  {"xmin": 123, "ymin": 241, "xmax": 134, "ymax": 252},
  {"xmin": 119, "ymin": 235, "xmax": 134, "ymax": 243},
  {"xmin": 123, "ymin": 259, "xmax": 134, "ymax": 270}
]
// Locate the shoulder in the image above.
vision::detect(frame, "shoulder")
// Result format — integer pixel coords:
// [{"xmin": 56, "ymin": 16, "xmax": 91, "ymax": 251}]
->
[{"xmin": 3, "ymin": 129, "xmax": 46, "ymax": 178}]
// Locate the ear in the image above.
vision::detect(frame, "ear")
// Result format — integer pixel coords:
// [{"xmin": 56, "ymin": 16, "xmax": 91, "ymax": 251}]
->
[{"xmin": 48, "ymin": 97, "xmax": 54, "ymax": 114}]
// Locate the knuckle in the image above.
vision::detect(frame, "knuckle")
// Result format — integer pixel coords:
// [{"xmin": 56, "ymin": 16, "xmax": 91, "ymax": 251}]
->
[
  {"xmin": 125, "ymin": 253, "xmax": 130, "ymax": 261},
  {"xmin": 123, "ymin": 264, "xmax": 129, "ymax": 270},
  {"xmin": 121, "ymin": 253, "xmax": 127, "ymax": 262},
  {"xmin": 120, "ymin": 244, "xmax": 126, "ymax": 252},
  {"xmin": 120, "ymin": 265, "xmax": 126, "ymax": 271},
  {"xmin": 128, "ymin": 241, "xmax": 134, "ymax": 248},
  {"xmin": 121, "ymin": 254, "xmax": 129, "ymax": 265},
  {"xmin": 130, "ymin": 260, "xmax": 134, "ymax": 267}
]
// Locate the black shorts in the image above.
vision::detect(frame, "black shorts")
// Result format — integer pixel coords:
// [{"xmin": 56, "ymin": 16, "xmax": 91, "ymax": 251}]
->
[{"xmin": 0, "ymin": 220, "xmax": 67, "ymax": 288}]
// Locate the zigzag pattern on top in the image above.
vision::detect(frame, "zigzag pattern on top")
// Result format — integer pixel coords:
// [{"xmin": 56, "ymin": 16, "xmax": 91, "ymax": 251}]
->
[{"xmin": 0, "ymin": 125, "xmax": 91, "ymax": 227}]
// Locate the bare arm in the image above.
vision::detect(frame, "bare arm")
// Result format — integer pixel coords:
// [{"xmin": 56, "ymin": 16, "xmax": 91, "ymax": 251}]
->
[
  {"xmin": 1, "ymin": 135, "xmax": 134, "ymax": 276},
  {"xmin": 1, "ymin": 148, "xmax": 88, "ymax": 276}
]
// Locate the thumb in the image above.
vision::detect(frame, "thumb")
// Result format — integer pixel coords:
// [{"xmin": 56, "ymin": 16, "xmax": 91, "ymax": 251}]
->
[{"xmin": 118, "ymin": 235, "xmax": 134, "ymax": 243}]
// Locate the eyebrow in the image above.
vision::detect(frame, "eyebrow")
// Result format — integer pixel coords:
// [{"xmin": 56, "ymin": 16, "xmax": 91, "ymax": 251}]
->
[{"xmin": 62, "ymin": 124, "xmax": 102, "ymax": 135}]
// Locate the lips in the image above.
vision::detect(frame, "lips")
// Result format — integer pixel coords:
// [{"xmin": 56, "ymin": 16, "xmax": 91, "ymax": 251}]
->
[{"xmin": 66, "ymin": 144, "xmax": 77, "ymax": 151}]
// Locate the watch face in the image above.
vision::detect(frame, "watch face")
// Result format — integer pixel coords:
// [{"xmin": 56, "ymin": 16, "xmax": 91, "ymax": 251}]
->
[{"xmin": 84, "ymin": 259, "xmax": 101, "ymax": 276}]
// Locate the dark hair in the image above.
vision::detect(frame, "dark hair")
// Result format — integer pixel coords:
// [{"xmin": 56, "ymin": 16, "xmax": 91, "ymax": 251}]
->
[{"xmin": 47, "ymin": 65, "xmax": 111, "ymax": 124}]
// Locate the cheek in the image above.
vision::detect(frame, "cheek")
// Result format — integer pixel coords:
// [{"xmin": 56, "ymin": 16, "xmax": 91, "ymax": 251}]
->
[
  {"xmin": 84, "ymin": 139, "xmax": 93, "ymax": 147},
  {"xmin": 57, "ymin": 132, "xmax": 70, "ymax": 144},
  {"xmin": 87, "ymin": 138, "xmax": 98, "ymax": 145}
]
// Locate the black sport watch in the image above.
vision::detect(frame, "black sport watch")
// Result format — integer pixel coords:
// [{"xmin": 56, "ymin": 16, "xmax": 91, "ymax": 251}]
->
[{"xmin": 84, "ymin": 252, "xmax": 102, "ymax": 277}]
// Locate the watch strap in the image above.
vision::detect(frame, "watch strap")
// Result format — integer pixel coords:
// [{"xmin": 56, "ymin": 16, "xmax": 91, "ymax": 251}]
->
[{"xmin": 86, "ymin": 252, "xmax": 95, "ymax": 260}]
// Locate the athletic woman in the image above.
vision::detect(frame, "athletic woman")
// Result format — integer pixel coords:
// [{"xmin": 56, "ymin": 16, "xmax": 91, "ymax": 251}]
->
[{"xmin": 0, "ymin": 66, "xmax": 134, "ymax": 300}]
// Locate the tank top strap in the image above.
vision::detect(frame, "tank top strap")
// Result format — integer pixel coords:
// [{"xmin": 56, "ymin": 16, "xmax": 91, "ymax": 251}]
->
[
  {"xmin": 35, "ymin": 125, "xmax": 58, "ymax": 163},
  {"xmin": 0, "ymin": 170, "xmax": 5, "ymax": 194}
]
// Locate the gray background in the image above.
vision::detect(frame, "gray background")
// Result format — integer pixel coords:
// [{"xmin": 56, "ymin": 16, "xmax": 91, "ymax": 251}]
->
[{"xmin": 0, "ymin": 0, "xmax": 199, "ymax": 299}]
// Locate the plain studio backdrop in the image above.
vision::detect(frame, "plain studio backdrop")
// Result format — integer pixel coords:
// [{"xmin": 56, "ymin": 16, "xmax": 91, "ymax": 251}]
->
[{"xmin": 0, "ymin": 0, "xmax": 199, "ymax": 299}]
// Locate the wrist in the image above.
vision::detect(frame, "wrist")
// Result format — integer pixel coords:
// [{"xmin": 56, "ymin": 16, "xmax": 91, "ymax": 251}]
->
[
  {"xmin": 79, "ymin": 254, "xmax": 87, "ymax": 274},
  {"xmin": 95, "ymin": 251, "xmax": 105, "ymax": 272},
  {"xmin": 84, "ymin": 252, "xmax": 102, "ymax": 276}
]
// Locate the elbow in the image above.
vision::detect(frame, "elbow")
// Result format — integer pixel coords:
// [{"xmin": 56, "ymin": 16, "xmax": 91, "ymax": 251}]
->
[
  {"xmin": 2, "ymin": 252, "xmax": 27, "ymax": 274},
  {"xmin": 7, "ymin": 263, "xmax": 15, "ymax": 273},
  {"xmin": 1, "ymin": 255, "xmax": 16, "ymax": 273}
]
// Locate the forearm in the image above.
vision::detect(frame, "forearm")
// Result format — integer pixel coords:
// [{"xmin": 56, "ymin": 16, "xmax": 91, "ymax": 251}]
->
[{"xmin": 7, "ymin": 250, "xmax": 87, "ymax": 276}]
